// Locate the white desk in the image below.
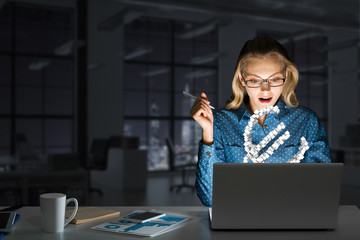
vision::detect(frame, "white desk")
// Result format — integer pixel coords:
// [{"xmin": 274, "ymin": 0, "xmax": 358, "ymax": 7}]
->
[{"xmin": 3, "ymin": 206, "xmax": 360, "ymax": 240}]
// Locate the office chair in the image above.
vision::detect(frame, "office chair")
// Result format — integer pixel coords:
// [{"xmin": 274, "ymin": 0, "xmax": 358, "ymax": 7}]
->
[
  {"xmin": 166, "ymin": 138, "xmax": 196, "ymax": 193},
  {"xmin": 87, "ymin": 138, "xmax": 110, "ymax": 196}
]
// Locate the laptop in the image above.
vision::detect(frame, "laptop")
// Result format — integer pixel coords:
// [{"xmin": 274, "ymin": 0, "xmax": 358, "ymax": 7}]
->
[{"xmin": 210, "ymin": 163, "xmax": 343, "ymax": 230}]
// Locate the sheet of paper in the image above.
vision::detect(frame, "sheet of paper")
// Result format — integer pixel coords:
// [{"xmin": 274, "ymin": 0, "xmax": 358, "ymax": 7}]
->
[{"xmin": 91, "ymin": 210, "xmax": 191, "ymax": 237}]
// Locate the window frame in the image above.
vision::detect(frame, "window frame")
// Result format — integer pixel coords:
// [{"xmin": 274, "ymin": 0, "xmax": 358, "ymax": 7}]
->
[
  {"xmin": 0, "ymin": 2, "xmax": 76, "ymax": 156},
  {"xmin": 123, "ymin": 17, "xmax": 219, "ymax": 171}
]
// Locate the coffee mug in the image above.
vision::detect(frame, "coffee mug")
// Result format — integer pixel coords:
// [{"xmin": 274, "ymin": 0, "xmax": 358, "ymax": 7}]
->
[{"xmin": 40, "ymin": 193, "xmax": 78, "ymax": 233}]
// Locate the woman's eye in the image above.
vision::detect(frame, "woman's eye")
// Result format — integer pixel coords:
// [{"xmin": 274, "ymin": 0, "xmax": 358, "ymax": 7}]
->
[{"xmin": 269, "ymin": 78, "xmax": 281, "ymax": 82}]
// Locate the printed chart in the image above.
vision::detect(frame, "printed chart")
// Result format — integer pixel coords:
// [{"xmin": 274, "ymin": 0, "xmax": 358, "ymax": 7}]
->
[{"xmin": 92, "ymin": 210, "xmax": 190, "ymax": 237}]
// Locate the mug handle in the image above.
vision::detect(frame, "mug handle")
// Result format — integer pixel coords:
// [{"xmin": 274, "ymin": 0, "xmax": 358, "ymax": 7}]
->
[{"xmin": 64, "ymin": 198, "xmax": 78, "ymax": 227}]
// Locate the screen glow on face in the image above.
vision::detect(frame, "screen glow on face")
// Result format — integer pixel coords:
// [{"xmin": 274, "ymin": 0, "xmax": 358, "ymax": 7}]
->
[{"xmin": 240, "ymin": 55, "xmax": 284, "ymax": 112}]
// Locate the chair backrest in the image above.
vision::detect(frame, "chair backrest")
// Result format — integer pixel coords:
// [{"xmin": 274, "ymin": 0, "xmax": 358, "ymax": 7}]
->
[
  {"xmin": 165, "ymin": 138, "xmax": 175, "ymax": 170},
  {"xmin": 89, "ymin": 138, "xmax": 109, "ymax": 170}
]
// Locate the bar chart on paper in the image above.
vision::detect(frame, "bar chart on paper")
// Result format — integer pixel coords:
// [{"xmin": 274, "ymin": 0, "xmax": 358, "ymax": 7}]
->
[{"xmin": 92, "ymin": 210, "xmax": 190, "ymax": 237}]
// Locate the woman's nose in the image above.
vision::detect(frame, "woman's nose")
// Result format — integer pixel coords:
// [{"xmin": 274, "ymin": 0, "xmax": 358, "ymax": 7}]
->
[{"xmin": 260, "ymin": 81, "xmax": 271, "ymax": 90}]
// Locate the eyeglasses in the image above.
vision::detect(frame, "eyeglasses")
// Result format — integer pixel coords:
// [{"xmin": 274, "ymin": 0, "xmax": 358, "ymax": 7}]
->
[{"xmin": 244, "ymin": 78, "xmax": 285, "ymax": 88}]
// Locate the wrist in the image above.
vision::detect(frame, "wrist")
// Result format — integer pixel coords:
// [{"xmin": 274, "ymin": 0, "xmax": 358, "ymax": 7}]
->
[
  {"xmin": 202, "ymin": 131, "xmax": 213, "ymax": 146},
  {"xmin": 202, "ymin": 139, "xmax": 213, "ymax": 146}
]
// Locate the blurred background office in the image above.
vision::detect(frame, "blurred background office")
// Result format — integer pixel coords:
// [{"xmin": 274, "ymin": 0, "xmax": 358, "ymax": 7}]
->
[{"xmin": 0, "ymin": 0, "xmax": 359, "ymax": 207}]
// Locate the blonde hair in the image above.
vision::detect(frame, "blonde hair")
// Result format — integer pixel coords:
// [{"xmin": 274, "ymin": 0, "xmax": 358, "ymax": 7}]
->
[{"xmin": 226, "ymin": 37, "xmax": 299, "ymax": 110}]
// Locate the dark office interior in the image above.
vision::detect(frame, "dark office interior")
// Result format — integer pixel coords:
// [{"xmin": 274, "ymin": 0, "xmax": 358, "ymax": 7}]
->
[{"xmin": 0, "ymin": 0, "xmax": 359, "ymax": 207}]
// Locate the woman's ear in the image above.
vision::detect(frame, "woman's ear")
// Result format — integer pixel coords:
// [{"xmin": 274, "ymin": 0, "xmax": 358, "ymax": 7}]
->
[{"xmin": 239, "ymin": 72, "xmax": 246, "ymax": 87}]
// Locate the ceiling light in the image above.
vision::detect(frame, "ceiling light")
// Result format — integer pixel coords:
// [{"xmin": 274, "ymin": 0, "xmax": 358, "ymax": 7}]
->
[
  {"xmin": 185, "ymin": 69, "xmax": 215, "ymax": 79},
  {"xmin": 190, "ymin": 53, "xmax": 220, "ymax": 65},
  {"xmin": 142, "ymin": 67, "xmax": 169, "ymax": 77},
  {"xmin": 54, "ymin": 40, "xmax": 73, "ymax": 56},
  {"xmin": 298, "ymin": 64, "xmax": 326, "ymax": 73},
  {"xmin": 278, "ymin": 28, "xmax": 324, "ymax": 44},
  {"xmin": 98, "ymin": 7, "xmax": 143, "ymax": 31},
  {"xmin": 124, "ymin": 46, "xmax": 153, "ymax": 60},
  {"xmin": 176, "ymin": 19, "xmax": 218, "ymax": 39},
  {"xmin": 320, "ymin": 39, "xmax": 359, "ymax": 51},
  {"xmin": 28, "ymin": 60, "xmax": 50, "ymax": 71}
]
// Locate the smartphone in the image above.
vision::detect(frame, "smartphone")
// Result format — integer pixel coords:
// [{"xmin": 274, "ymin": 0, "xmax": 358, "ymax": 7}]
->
[
  {"xmin": 0, "ymin": 211, "xmax": 16, "ymax": 232},
  {"xmin": 124, "ymin": 211, "xmax": 165, "ymax": 223}
]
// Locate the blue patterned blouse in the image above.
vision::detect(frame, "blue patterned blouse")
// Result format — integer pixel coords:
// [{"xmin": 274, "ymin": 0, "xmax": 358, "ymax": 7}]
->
[{"xmin": 195, "ymin": 98, "xmax": 331, "ymax": 207}]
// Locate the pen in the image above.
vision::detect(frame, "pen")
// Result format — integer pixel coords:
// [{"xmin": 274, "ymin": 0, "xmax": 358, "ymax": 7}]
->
[{"xmin": 182, "ymin": 91, "xmax": 215, "ymax": 109}]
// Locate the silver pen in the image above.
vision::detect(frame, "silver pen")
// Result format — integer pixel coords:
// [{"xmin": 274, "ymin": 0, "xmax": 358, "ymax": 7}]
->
[{"xmin": 182, "ymin": 91, "xmax": 215, "ymax": 109}]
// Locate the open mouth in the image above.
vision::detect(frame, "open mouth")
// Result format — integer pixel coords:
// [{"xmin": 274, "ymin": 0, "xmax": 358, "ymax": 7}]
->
[{"xmin": 258, "ymin": 97, "xmax": 272, "ymax": 103}]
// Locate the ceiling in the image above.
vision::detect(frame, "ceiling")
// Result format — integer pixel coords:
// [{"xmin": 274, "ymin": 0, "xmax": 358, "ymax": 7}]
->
[{"xmin": 115, "ymin": 0, "xmax": 359, "ymax": 31}]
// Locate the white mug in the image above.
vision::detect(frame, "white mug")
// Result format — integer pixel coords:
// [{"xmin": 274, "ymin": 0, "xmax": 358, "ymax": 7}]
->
[{"xmin": 40, "ymin": 193, "xmax": 78, "ymax": 233}]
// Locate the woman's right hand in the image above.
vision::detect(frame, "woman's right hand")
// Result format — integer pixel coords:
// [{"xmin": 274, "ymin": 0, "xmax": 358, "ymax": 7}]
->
[{"xmin": 190, "ymin": 92, "xmax": 214, "ymax": 145}]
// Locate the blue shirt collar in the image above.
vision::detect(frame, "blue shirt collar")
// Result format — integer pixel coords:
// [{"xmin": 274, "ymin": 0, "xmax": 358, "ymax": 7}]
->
[{"xmin": 233, "ymin": 97, "xmax": 289, "ymax": 122}]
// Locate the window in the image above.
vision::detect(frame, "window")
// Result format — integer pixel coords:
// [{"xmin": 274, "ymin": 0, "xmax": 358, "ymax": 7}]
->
[
  {"xmin": 124, "ymin": 17, "xmax": 218, "ymax": 171},
  {"xmin": 0, "ymin": 3, "xmax": 75, "ymax": 156}
]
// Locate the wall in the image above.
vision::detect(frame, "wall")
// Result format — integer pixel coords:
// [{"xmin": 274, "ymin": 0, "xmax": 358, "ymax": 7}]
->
[
  {"xmin": 327, "ymin": 28, "xmax": 359, "ymax": 147},
  {"xmin": 87, "ymin": 0, "xmax": 124, "ymax": 143}
]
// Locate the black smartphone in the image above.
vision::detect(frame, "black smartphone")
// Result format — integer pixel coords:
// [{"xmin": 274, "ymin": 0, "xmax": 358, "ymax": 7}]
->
[
  {"xmin": 0, "ymin": 211, "xmax": 16, "ymax": 232},
  {"xmin": 125, "ymin": 211, "xmax": 165, "ymax": 223}
]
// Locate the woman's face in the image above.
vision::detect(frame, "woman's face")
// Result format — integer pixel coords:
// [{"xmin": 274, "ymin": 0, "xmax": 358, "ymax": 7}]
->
[{"xmin": 240, "ymin": 55, "xmax": 284, "ymax": 112}]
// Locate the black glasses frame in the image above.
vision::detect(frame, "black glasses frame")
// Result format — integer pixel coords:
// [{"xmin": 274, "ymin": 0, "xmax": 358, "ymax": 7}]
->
[{"xmin": 244, "ymin": 78, "xmax": 285, "ymax": 88}]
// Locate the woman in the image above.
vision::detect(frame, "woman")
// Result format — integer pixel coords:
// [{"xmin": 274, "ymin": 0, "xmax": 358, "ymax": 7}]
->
[{"xmin": 190, "ymin": 36, "xmax": 331, "ymax": 207}]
